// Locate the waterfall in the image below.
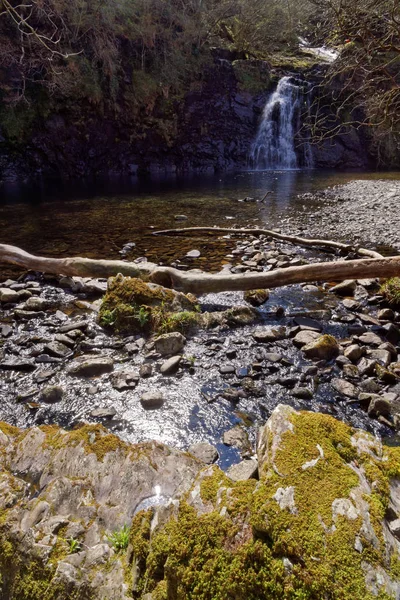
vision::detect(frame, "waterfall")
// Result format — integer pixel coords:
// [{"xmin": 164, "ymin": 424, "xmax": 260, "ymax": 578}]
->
[{"xmin": 249, "ymin": 76, "xmax": 313, "ymax": 170}]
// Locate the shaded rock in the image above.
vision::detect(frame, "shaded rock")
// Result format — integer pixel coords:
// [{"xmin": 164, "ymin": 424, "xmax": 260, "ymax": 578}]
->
[
  {"xmin": 188, "ymin": 442, "xmax": 219, "ymax": 464},
  {"xmin": 368, "ymin": 349, "xmax": 392, "ymax": 367},
  {"xmin": 0, "ymin": 358, "xmax": 36, "ymax": 371},
  {"xmin": 226, "ymin": 459, "xmax": 258, "ymax": 481},
  {"xmin": 139, "ymin": 364, "xmax": 153, "ymax": 378},
  {"xmin": 160, "ymin": 355, "xmax": 181, "ymax": 375},
  {"xmin": 39, "ymin": 386, "xmax": 64, "ymax": 403},
  {"xmin": 329, "ymin": 280, "xmax": 357, "ymax": 296},
  {"xmin": 1, "ymin": 325, "xmax": 13, "ymax": 337},
  {"xmin": 223, "ymin": 426, "xmax": 250, "ymax": 452},
  {"xmin": 357, "ymin": 357, "xmax": 377, "ymax": 377},
  {"xmin": 154, "ymin": 332, "xmax": 186, "ymax": 356},
  {"xmin": 293, "ymin": 316, "xmax": 323, "ymax": 332},
  {"xmin": 368, "ymin": 396, "xmax": 392, "ymax": 418},
  {"xmin": 302, "ymin": 335, "xmax": 339, "ymax": 361},
  {"xmin": 67, "ymin": 356, "xmax": 114, "ymax": 377},
  {"xmin": 378, "ymin": 308, "xmax": 395, "ymax": 321},
  {"xmin": 141, "ymin": 391, "xmax": 164, "ymax": 409},
  {"xmin": 291, "ymin": 387, "xmax": 313, "ymax": 399},
  {"xmin": 43, "ymin": 341, "xmax": 71, "ymax": 359},
  {"xmin": 244, "ymin": 289, "xmax": 269, "ymax": 307}
]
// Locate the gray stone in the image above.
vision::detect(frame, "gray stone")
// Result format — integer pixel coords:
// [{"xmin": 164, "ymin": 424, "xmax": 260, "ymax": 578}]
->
[
  {"xmin": 222, "ymin": 426, "xmax": 250, "ymax": 452},
  {"xmin": 90, "ymin": 407, "xmax": 117, "ymax": 419},
  {"xmin": 368, "ymin": 349, "xmax": 392, "ymax": 367},
  {"xmin": 40, "ymin": 386, "xmax": 64, "ymax": 403},
  {"xmin": 23, "ymin": 296, "xmax": 47, "ymax": 311},
  {"xmin": 357, "ymin": 332, "xmax": 383, "ymax": 347},
  {"xmin": 160, "ymin": 355, "xmax": 181, "ymax": 375},
  {"xmin": 293, "ymin": 316, "xmax": 323, "ymax": 332},
  {"xmin": 141, "ymin": 391, "xmax": 164, "ymax": 409},
  {"xmin": 110, "ymin": 370, "xmax": 139, "ymax": 391},
  {"xmin": 1, "ymin": 325, "xmax": 13, "ymax": 337},
  {"xmin": 154, "ymin": 332, "xmax": 186, "ymax": 356},
  {"xmin": 293, "ymin": 330, "xmax": 320, "ymax": 348},
  {"xmin": 188, "ymin": 442, "xmax": 219, "ymax": 464},
  {"xmin": 252, "ymin": 326, "xmax": 286, "ymax": 343},
  {"xmin": 186, "ymin": 250, "xmax": 200, "ymax": 258},
  {"xmin": 43, "ymin": 341, "xmax": 71, "ymax": 359},
  {"xmin": 331, "ymin": 378, "xmax": 359, "ymax": 399},
  {"xmin": 0, "ymin": 288, "xmax": 20, "ymax": 303},
  {"xmin": 219, "ymin": 365, "xmax": 235, "ymax": 374},
  {"xmin": 67, "ymin": 356, "xmax": 114, "ymax": 377},
  {"xmin": 226, "ymin": 459, "xmax": 258, "ymax": 482},
  {"xmin": 357, "ymin": 357, "xmax": 377, "ymax": 377},
  {"xmin": 344, "ymin": 344, "xmax": 363, "ymax": 363}
]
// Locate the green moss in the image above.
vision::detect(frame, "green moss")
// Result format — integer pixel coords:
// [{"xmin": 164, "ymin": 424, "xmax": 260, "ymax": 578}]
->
[
  {"xmin": 42, "ymin": 423, "xmax": 129, "ymax": 462},
  {"xmin": 0, "ymin": 422, "xmax": 20, "ymax": 438},
  {"xmin": 232, "ymin": 60, "xmax": 271, "ymax": 94},
  {"xmin": 99, "ymin": 275, "xmax": 198, "ymax": 334},
  {"xmin": 380, "ymin": 278, "xmax": 400, "ymax": 307},
  {"xmin": 123, "ymin": 411, "xmax": 400, "ymax": 599}
]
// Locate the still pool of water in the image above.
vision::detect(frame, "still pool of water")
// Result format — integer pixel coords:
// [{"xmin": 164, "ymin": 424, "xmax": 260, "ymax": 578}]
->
[{"xmin": 1, "ymin": 169, "xmax": 400, "ymax": 275}]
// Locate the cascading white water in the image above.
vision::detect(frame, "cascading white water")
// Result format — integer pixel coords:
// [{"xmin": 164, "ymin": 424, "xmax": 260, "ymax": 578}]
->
[{"xmin": 249, "ymin": 76, "xmax": 312, "ymax": 170}]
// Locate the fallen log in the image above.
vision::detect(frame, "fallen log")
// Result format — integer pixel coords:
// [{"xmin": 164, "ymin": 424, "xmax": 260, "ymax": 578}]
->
[
  {"xmin": 152, "ymin": 226, "xmax": 383, "ymax": 259},
  {"xmin": 0, "ymin": 242, "xmax": 399, "ymax": 295}
]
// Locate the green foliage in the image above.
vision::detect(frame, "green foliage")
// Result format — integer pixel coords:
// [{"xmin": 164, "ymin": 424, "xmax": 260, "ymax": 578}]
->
[
  {"xmin": 381, "ymin": 278, "xmax": 400, "ymax": 307},
  {"xmin": 65, "ymin": 538, "xmax": 82, "ymax": 554},
  {"xmin": 107, "ymin": 524, "xmax": 130, "ymax": 553}
]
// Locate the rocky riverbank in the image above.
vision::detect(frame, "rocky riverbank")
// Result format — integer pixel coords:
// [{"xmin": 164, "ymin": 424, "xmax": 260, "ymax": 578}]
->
[{"xmin": 286, "ymin": 179, "xmax": 400, "ymax": 250}]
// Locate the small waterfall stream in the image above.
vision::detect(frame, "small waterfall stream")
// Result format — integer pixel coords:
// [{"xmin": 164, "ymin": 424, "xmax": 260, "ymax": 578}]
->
[{"xmin": 249, "ymin": 76, "xmax": 313, "ymax": 170}]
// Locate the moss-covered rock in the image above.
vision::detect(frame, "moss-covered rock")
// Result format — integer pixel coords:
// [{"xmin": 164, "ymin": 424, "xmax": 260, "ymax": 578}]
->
[
  {"xmin": 381, "ymin": 278, "xmax": 400, "ymax": 308},
  {"xmin": 302, "ymin": 334, "xmax": 340, "ymax": 361},
  {"xmin": 98, "ymin": 274, "xmax": 199, "ymax": 334},
  {"xmin": 3, "ymin": 408, "xmax": 400, "ymax": 599}
]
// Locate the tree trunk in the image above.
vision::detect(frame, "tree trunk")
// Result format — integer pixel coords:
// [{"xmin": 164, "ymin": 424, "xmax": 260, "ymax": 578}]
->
[{"xmin": 1, "ymin": 242, "xmax": 398, "ymax": 295}]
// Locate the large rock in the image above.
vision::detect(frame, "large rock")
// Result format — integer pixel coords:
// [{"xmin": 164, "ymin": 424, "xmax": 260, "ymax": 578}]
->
[
  {"xmin": 0, "ymin": 422, "xmax": 202, "ymax": 600},
  {"xmin": 67, "ymin": 355, "xmax": 114, "ymax": 377},
  {"xmin": 302, "ymin": 335, "xmax": 340, "ymax": 361},
  {"xmin": 154, "ymin": 332, "xmax": 186, "ymax": 356},
  {"xmin": 252, "ymin": 326, "xmax": 287, "ymax": 343}
]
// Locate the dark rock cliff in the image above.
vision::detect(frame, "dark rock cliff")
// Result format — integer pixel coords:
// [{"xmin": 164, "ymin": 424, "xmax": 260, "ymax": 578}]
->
[{"xmin": 0, "ymin": 57, "xmax": 371, "ymax": 182}]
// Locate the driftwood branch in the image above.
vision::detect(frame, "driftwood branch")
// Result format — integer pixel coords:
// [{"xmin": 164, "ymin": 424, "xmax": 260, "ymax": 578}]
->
[
  {"xmin": 153, "ymin": 226, "xmax": 383, "ymax": 259},
  {"xmin": 1, "ymin": 243, "xmax": 399, "ymax": 296}
]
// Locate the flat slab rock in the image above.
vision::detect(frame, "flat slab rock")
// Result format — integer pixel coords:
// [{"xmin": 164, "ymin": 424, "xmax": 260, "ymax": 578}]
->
[
  {"xmin": 226, "ymin": 459, "xmax": 258, "ymax": 482},
  {"xmin": 67, "ymin": 355, "xmax": 114, "ymax": 377},
  {"xmin": 188, "ymin": 442, "xmax": 219, "ymax": 464},
  {"xmin": 141, "ymin": 391, "xmax": 164, "ymax": 409},
  {"xmin": 252, "ymin": 326, "xmax": 287, "ymax": 343}
]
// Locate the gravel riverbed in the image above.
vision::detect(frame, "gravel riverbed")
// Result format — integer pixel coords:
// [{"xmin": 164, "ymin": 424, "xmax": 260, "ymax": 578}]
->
[{"xmin": 281, "ymin": 179, "xmax": 400, "ymax": 250}]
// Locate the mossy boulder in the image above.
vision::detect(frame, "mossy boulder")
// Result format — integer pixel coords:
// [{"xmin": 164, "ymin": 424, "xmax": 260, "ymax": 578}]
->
[
  {"xmin": 381, "ymin": 278, "xmax": 400, "ymax": 308},
  {"xmin": 99, "ymin": 274, "xmax": 199, "ymax": 334},
  {"xmin": 130, "ymin": 406, "xmax": 400, "ymax": 599},
  {"xmin": 302, "ymin": 334, "xmax": 340, "ymax": 361}
]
